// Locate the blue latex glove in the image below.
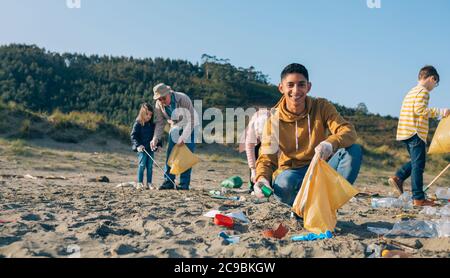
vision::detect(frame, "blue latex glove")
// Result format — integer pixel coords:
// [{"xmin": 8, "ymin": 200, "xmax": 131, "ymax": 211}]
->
[{"xmin": 291, "ymin": 230, "xmax": 333, "ymax": 241}]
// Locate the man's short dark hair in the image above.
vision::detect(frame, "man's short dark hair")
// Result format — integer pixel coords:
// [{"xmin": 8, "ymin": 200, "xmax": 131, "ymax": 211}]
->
[
  {"xmin": 281, "ymin": 63, "xmax": 309, "ymax": 81},
  {"xmin": 419, "ymin": 65, "xmax": 439, "ymax": 83}
]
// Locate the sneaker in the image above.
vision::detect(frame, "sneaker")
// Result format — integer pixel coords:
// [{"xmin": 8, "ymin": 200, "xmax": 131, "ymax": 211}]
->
[
  {"xmin": 413, "ymin": 199, "xmax": 436, "ymax": 207},
  {"xmin": 158, "ymin": 180, "xmax": 175, "ymax": 190},
  {"xmin": 135, "ymin": 182, "xmax": 145, "ymax": 190},
  {"xmin": 176, "ymin": 185, "xmax": 189, "ymax": 191},
  {"xmin": 145, "ymin": 183, "xmax": 156, "ymax": 190},
  {"xmin": 388, "ymin": 176, "xmax": 404, "ymax": 196}
]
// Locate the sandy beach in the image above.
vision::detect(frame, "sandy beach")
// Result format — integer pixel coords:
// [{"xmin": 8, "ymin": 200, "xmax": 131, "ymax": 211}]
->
[{"xmin": 0, "ymin": 139, "xmax": 449, "ymax": 258}]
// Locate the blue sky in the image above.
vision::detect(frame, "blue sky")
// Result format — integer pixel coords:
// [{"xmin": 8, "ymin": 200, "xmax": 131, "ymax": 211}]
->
[{"xmin": 1, "ymin": 0, "xmax": 449, "ymax": 116}]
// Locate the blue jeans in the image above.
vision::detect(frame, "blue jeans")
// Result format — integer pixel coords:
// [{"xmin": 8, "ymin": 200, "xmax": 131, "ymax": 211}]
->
[
  {"xmin": 273, "ymin": 144, "xmax": 363, "ymax": 205},
  {"xmin": 137, "ymin": 151, "xmax": 154, "ymax": 184},
  {"xmin": 164, "ymin": 128, "xmax": 196, "ymax": 189},
  {"xmin": 395, "ymin": 134, "xmax": 426, "ymax": 200}
]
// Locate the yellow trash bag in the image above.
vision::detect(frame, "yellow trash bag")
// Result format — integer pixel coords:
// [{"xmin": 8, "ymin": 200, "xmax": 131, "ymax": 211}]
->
[
  {"xmin": 167, "ymin": 144, "xmax": 200, "ymax": 175},
  {"xmin": 292, "ymin": 155, "xmax": 359, "ymax": 234},
  {"xmin": 429, "ymin": 117, "xmax": 450, "ymax": 154}
]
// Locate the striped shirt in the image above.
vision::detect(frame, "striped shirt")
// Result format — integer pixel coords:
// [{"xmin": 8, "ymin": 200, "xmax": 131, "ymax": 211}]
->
[{"xmin": 396, "ymin": 84, "xmax": 444, "ymax": 142}]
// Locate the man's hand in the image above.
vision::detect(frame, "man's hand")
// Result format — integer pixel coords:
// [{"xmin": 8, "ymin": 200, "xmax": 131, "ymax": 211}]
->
[
  {"xmin": 137, "ymin": 145, "xmax": 145, "ymax": 153},
  {"xmin": 315, "ymin": 141, "xmax": 333, "ymax": 160},
  {"xmin": 150, "ymin": 139, "xmax": 158, "ymax": 151},
  {"xmin": 442, "ymin": 108, "xmax": 450, "ymax": 118},
  {"xmin": 254, "ymin": 177, "xmax": 271, "ymax": 199},
  {"xmin": 250, "ymin": 168, "xmax": 257, "ymax": 183}
]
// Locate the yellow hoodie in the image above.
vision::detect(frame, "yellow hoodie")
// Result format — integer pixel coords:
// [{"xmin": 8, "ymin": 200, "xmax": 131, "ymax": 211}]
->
[{"xmin": 255, "ymin": 96, "xmax": 357, "ymax": 182}]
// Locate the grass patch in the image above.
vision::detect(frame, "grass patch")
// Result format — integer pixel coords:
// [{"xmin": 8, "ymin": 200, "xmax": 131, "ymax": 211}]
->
[
  {"xmin": 207, "ymin": 154, "xmax": 227, "ymax": 163},
  {"xmin": 7, "ymin": 139, "xmax": 35, "ymax": 157},
  {"xmin": 49, "ymin": 110, "xmax": 106, "ymax": 131},
  {"xmin": 63, "ymin": 153, "xmax": 77, "ymax": 160}
]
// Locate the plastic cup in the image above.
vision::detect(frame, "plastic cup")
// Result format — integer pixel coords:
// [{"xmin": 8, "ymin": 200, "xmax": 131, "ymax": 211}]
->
[{"xmin": 214, "ymin": 214, "xmax": 234, "ymax": 229}]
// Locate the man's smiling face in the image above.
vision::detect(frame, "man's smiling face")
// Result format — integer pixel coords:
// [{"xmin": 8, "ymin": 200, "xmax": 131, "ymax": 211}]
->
[{"xmin": 279, "ymin": 73, "xmax": 312, "ymax": 109}]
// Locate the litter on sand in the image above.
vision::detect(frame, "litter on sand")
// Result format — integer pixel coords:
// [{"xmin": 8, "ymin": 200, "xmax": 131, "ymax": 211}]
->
[
  {"xmin": 203, "ymin": 210, "xmax": 250, "ymax": 223},
  {"xmin": 218, "ymin": 231, "xmax": 240, "ymax": 244},
  {"xmin": 263, "ymin": 223, "xmax": 289, "ymax": 239}
]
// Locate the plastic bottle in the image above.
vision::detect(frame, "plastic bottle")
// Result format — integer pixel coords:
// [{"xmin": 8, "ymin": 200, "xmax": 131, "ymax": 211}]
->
[
  {"xmin": 371, "ymin": 198, "xmax": 397, "ymax": 208},
  {"xmin": 221, "ymin": 176, "xmax": 243, "ymax": 189},
  {"xmin": 261, "ymin": 185, "xmax": 273, "ymax": 197},
  {"xmin": 435, "ymin": 219, "xmax": 450, "ymax": 238},
  {"xmin": 371, "ymin": 192, "xmax": 412, "ymax": 209},
  {"xmin": 386, "ymin": 220, "xmax": 438, "ymax": 238},
  {"xmin": 435, "ymin": 187, "xmax": 450, "ymax": 200}
]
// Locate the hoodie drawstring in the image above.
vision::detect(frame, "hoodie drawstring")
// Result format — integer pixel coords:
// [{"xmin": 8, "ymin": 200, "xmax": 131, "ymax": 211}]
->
[
  {"xmin": 295, "ymin": 114, "xmax": 311, "ymax": 151},
  {"xmin": 307, "ymin": 114, "xmax": 311, "ymax": 148}
]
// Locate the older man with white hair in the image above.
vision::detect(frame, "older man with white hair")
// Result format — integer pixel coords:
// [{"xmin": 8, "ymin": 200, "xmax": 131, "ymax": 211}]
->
[{"xmin": 151, "ymin": 83, "xmax": 199, "ymax": 190}]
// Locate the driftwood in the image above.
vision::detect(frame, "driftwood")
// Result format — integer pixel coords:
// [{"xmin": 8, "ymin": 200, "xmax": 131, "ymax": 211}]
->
[{"xmin": 382, "ymin": 238, "xmax": 423, "ymax": 251}]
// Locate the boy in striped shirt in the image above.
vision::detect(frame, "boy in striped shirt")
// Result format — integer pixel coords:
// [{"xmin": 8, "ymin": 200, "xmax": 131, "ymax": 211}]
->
[{"xmin": 389, "ymin": 66, "xmax": 449, "ymax": 206}]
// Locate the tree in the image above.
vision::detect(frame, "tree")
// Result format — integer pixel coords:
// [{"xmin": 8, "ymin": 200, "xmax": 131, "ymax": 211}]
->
[{"xmin": 356, "ymin": 103, "xmax": 369, "ymax": 115}]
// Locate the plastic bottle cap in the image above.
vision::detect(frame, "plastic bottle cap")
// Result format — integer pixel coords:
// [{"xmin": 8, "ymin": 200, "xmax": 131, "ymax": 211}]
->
[{"xmin": 261, "ymin": 185, "xmax": 273, "ymax": 197}]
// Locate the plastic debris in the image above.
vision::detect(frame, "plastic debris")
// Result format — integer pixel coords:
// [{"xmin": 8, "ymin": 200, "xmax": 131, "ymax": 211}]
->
[
  {"xmin": 367, "ymin": 226, "xmax": 390, "ymax": 235},
  {"xmin": 214, "ymin": 214, "xmax": 234, "ymax": 228},
  {"xmin": 366, "ymin": 243, "xmax": 382, "ymax": 258},
  {"xmin": 435, "ymin": 219, "xmax": 450, "ymax": 238},
  {"xmin": 385, "ymin": 220, "xmax": 438, "ymax": 238},
  {"xmin": 382, "ymin": 250, "xmax": 412, "ymax": 258},
  {"xmin": 203, "ymin": 210, "xmax": 249, "ymax": 223},
  {"xmin": 371, "ymin": 192, "xmax": 412, "ymax": 209},
  {"xmin": 435, "ymin": 187, "xmax": 450, "ymax": 200},
  {"xmin": 291, "ymin": 230, "xmax": 333, "ymax": 241},
  {"xmin": 203, "ymin": 210, "xmax": 222, "ymax": 218},
  {"xmin": 218, "ymin": 231, "xmax": 240, "ymax": 244},
  {"xmin": 261, "ymin": 185, "xmax": 273, "ymax": 197},
  {"xmin": 209, "ymin": 190, "xmax": 221, "ymax": 196},
  {"xmin": 221, "ymin": 176, "xmax": 243, "ymax": 189},
  {"xmin": 419, "ymin": 204, "xmax": 450, "ymax": 217},
  {"xmin": 395, "ymin": 213, "xmax": 417, "ymax": 220},
  {"xmin": 226, "ymin": 212, "xmax": 250, "ymax": 223},
  {"xmin": 419, "ymin": 206, "xmax": 438, "ymax": 216},
  {"xmin": 263, "ymin": 223, "xmax": 289, "ymax": 239},
  {"xmin": 116, "ymin": 182, "xmax": 141, "ymax": 189},
  {"xmin": 441, "ymin": 204, "xmax": 450, "ymax": 216},
  {"xmin": 210, "ymin": 195, "xmax": 240, "ymax": 201}
]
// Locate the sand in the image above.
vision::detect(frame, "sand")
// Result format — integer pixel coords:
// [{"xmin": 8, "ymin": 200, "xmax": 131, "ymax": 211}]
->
[{"xmin": 0, "ymin": 140, "xmax": 449, "ymax": 258}]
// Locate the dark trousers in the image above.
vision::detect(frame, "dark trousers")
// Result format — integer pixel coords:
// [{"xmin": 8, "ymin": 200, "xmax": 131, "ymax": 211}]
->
[{"xmin": 395, "ymin": 134, "xmax": 427, "ymax": 200}]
